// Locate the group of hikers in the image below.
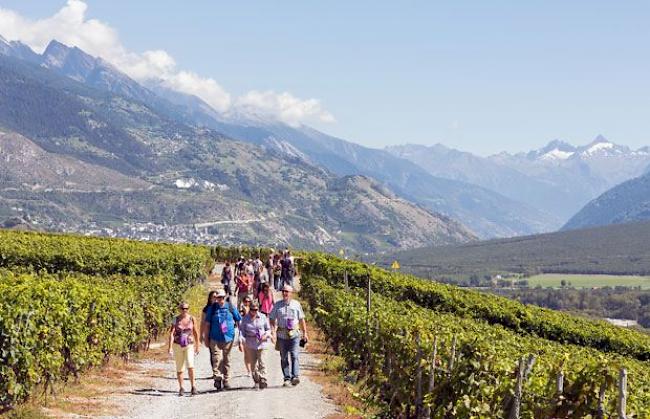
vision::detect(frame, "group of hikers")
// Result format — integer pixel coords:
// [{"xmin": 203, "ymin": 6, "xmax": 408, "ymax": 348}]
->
[{"xmin": 167, "ymin": 251, "xmax": 307, "ymax": 396}]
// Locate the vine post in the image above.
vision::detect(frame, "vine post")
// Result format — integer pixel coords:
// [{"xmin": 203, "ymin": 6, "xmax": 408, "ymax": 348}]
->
[
  {"xmin": 618, "ymin": 368, "xmax": 627, "ymax": 419},
  {"xmin": 423, "ymin": 335, "xmax": 438, "ymax": 419},
  {"xmin": 508, "ymin": 357, "xmax": 525, "ymax": 419},
  {"xmin": 448, "ymin": 334, "xmax": 457, "ymax": 375},
  {"xmin": 415, "ymin": 333, "xmax": 423, "ymax": 418},
  {"xmin": 596, "ymin": 374, "xmax": 607, "ymax": 419}
]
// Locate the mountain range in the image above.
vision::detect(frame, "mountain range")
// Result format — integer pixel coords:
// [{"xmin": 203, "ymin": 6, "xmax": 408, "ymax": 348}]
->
[
  {"xmin": 2, "ymin": 36, "xmax": 647, "ymax": 248},
  {"xmin": 0, "ymin": 36, "xmax": 477, "ymax": 252},
  {"xmin": 0, "ymin": 37, "xmax": 561, "ymax": 240},
  {"xmin": 387, "ymin": 136, "xmax": 650, "ymax": 222}
]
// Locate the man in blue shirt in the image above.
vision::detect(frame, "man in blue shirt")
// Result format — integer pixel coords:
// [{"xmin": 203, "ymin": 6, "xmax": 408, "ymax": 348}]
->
[{"xmin": 202, "ymin": 289, "xmax": 242, "ymax": 390}]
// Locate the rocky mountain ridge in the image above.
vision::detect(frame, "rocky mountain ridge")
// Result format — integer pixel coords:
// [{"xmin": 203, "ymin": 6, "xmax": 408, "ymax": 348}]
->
[{"xmin": 0, "ymin": 43, "xmax": 475, "ymax": 252}]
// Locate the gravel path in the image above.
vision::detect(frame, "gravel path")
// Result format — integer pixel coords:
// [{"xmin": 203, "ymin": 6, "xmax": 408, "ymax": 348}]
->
[
  {"xmin": 109, "ymin": 270, "xmax": 336, "ymax": 419},
  {"xmin": 113, "ymin": 337, "xmax": 334, "ymax": 419}
]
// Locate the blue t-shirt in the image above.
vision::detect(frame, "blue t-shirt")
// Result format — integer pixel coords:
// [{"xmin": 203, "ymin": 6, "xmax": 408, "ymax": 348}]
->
[{"xmin": 206, "ymin": 302, "xmax": 242, "ymax": 343}]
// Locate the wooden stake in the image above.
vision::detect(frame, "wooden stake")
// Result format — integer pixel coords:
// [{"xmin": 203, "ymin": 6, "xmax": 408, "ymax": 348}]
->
[
  {"xmin": 618, "ymin": 368, "xmax": 627, "ymax": 419},
  {"xmin": 509, "ymin": 357, "xmax": 525, "ymax": 419},
  {"xmin": 448, "ymin": 335, "xmax": 457, "ymax": 374},
  {"xmin": 523, "ymin": 355, "xmax": 536, "ymax": 381},
  {"xmin": 343, "ymin": 269, "xmax": 348, "ymax": 290},
  {"xmin": 596, "ymin": 375, "xmax": 607, "ymax": 419},
  {"xmin": 551, "ymin": 371, "xmax": 564, "ymax": 416},
  {"xmin": 415, "ymin": 333, "xmax": 423, "ymax": 418},
  {"xmin": 366, "ymin": 271, "xmax": 371, "ymax": 314},
  {"xmin": 423, "ymin": 336, "xmax": 438, "ymax": 419}
]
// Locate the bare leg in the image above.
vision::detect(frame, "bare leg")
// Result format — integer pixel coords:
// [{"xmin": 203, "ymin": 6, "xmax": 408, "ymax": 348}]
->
[
  {"xmin": 188, "ymin": 368, "xmax": 196, "ymax": 389},
  {"xmin": 176, "ymin": 371, "xmax": 184, "ymax": 390}
]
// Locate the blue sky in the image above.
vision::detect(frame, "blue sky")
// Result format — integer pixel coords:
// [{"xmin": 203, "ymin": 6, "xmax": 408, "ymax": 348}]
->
[{"xmin": 1, "ymin": 1, "xmax": 649, "ymax": 155}]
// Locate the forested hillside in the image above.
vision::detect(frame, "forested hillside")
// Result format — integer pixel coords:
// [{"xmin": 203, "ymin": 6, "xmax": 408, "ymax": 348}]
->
[{"xmin": 382, "ymin": 220, "xmax": 650, "ymax": 277}]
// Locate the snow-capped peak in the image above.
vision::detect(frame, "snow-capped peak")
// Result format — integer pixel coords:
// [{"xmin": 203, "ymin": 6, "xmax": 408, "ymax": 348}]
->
[
  {"xmin": 582, "ymin": 141, "xmax": 614, "ymax": 155},
  {"xmin": 577, "ymin": 135, "xmax": 628, "ymax": 157},
  {"xmin": 540, "ymin": 148, "xmax": 574, "ymax": 160}
]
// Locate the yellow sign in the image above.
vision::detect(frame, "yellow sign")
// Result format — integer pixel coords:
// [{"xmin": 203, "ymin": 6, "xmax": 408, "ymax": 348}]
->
[{"xmin": 391, "ymin": 260, "xmax": 400, "ymax": 270}]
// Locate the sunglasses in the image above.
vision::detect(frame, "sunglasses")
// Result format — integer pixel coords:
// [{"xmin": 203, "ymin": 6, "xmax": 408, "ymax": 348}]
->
[
  {"xmin": 181, "ymin": 307, "xmax": 189, "ymax": 310},
  {"xmin": 250, "ymin": 308, "xmax": 259, "ymax": 311},
  {"xmin": 282, "ymin": 290, "xmax": 290, "ymax": 293}
]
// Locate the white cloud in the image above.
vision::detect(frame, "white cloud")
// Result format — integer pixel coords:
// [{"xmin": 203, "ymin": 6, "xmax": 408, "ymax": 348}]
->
[
  {"xmin": 0, "ymin": 0, "xmax": 333, "ymax": 124},
  {"xmin": 235, "ymin": 90, "xmax": 336, "ymax": 126},
  {"xmin": 162, "ymin": 71, "xmax": 231, "ymax": 113}
]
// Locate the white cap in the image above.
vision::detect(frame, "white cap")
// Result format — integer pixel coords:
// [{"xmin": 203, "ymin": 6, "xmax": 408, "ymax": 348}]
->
[
  {"xmin": 216, "ymin": 289, "xmax": 227, "ymax": 297},
  {"xmin": 282, "ymin": 284, "xmax": 294, "ymax": 292}
]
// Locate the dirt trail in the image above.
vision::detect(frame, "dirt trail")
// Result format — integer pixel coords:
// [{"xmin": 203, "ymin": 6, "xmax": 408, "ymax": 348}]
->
[{"xmin": 106, "ymin": 268, "xmax": 336, "ymax": 419}]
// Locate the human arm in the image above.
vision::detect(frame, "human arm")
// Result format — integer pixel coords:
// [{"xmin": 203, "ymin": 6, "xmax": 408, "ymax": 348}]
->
[
  {"xmin": 192, "ymin": 317, "xmax": 200, "ymax": 354},
  {"xmin": 167, "ymin": 322, "xmax": 175, "ymax": 355},
  {"xmin": 300, "ymin": 318, "xmax": 308, "ymax": 342},
  {"xmin": 202, "ymin": 308, "xmax": 211, "ymax": 347},
  {"xmin": 297, "ymin": 303, "xmax": 308, "ymax": 341},
  {"xmin": 269, "ymin": 306, "xmax": 278, "ymax": 341},
  {"xmin": 199, "ymin": 312, "xmax": 206, "ymax": 344}
]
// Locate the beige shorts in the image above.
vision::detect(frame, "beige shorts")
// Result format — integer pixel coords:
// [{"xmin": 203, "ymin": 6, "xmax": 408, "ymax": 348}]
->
[{"xmin": 173, "ymin": 343, "xmax": 195, "ymax": 372}]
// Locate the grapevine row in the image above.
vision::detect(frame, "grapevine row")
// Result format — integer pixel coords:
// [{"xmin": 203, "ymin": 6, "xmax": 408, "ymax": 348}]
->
[
  {"xmin": 0, "ymin": 230, "xmax": 211, "ymax": 282},
  {"xmin": 299, "ymin": 253, "xmax": 650, "ymax": 361},
  {"xmin": 0, "ymin": 270, "xmax": 185, "ymax": 407},
  {"xmin": 301, "ymin": 274, "xmax": 650, "ymax": 418}
]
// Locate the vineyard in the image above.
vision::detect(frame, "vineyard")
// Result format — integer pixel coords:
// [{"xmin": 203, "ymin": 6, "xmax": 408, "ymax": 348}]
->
[
  {"xmin": 300, "ymin": 253, "xmax": 650, "ymax": 361},
  {"xmin": 299, "ymin": 254, "xmax": 650, "ymax": 418},
  {"xmin": 4, "ymin": 229, "xmax": 650, "ymax": 417},
  {"xmin": 0, "ymin": 230, "xmax": 212, "ymax": 409}
]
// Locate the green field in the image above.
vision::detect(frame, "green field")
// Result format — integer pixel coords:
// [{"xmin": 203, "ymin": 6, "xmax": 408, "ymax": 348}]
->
[{"xmin": 526, "ymin": 273, "xmax": 650, "ymax": 289}]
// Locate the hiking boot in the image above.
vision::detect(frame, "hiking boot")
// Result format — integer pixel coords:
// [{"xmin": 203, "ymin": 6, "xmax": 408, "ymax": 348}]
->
[
  {"xmin": 213, "ymin": 376, "xmax": 223, "ymax": 390},
  {"xmin": 283, "ymin": 379, "xmax": 291, "ymax": 387},
  {"xmin": 291, "ymin": 377, "xmax": 300, "ymax": 386},
  {"xmin": 178, "ymin": 388, "xmax": 184, "ymax": 397},
  {"xmin": 190, "ymin": 387, "xmax": 197, "ymax": 396},
  {"xmin": 259, "ymin": 380, "xmax": 268, "ymax": 390}
]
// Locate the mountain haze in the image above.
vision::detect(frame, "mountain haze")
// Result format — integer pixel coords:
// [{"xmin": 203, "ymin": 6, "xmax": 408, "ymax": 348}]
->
[{"xmin": 387, "ymin": 137, "xmax": 650, "ymax": 223}]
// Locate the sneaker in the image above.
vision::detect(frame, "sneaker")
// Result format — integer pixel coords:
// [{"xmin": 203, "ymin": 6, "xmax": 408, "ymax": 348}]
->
[
  {"xmin": 178, "ymin": 388, "xmax": 184, "ymax": 397},
  {"xmin": 259, "ymin": 380, "xmax": 268, "ymax": 390},
  {"xmin": 213, "ymin": 376, "xmax": 223, "ymax": 391},
  {"xmin": 190, "ymin": 387, "xmax": 197, "ymax": 396},
  {"xmin": 283, "ymin": 379, "xmax": 291, "ymax": 387},
  {"xmin": 291, "ymin": 377, "xmax": 300, "ymax": 386}
]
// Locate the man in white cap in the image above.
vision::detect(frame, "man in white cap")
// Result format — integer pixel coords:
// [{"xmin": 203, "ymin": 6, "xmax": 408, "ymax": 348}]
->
[
  {"xmin": 202, "ymin": 289, "xmax": 241, "ymax": 390},
  {"xmin": 270, "ymin": 284, "xmax": 308, "ymax": 386}
]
